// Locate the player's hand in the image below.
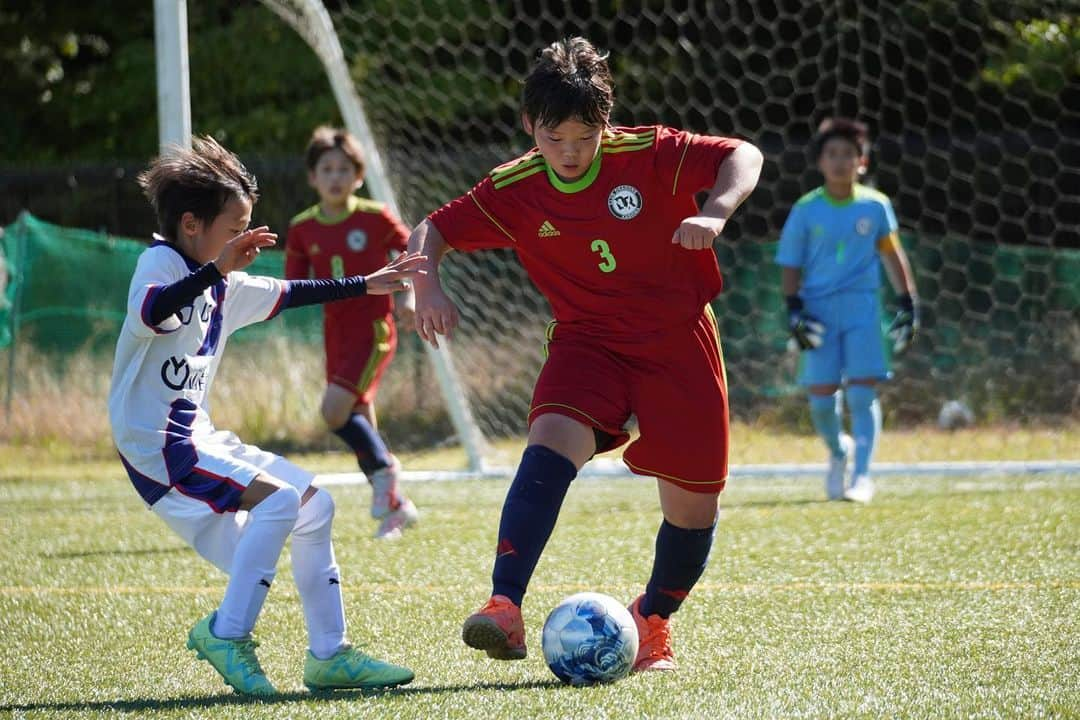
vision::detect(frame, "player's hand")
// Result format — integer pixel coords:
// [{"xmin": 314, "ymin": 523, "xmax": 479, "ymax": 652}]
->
[
  {"xmin": 672, "ymin": 215, "xmax": 727, "ymax": 250},
  {"xmin": 364, "ymin": 251, "xmax": 428, "ymax": 295},
  {"xmin": 414, "ymin": 283, "xmax": 460, "ymax": 349},
  {"xmin": 785, "ymin": 295, "xmax": 825, "ymax": 352},
  {"xmin": 214, "ymin": 226, "xmax": 277, "ymax": 274},
  {"xmin": 888, "ymin": 293, "xmax": 920, "ymax": 354}
]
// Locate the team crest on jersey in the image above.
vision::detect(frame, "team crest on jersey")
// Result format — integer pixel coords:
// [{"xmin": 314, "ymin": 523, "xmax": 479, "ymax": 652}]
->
[
  {"xmin": 608, "ymin": 185, "xmax": 642, "ymax": 220},
  {"xmin": 855, "ymin": 217, "xmax": 873, "ymax": 236},
  {"xmin": 347, "ymin": 229, "xmax": 367, "ymax": 251}
]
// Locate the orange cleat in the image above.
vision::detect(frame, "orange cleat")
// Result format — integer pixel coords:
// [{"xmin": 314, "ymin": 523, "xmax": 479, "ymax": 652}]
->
[
  {"xmin": 461, "ymin": 594, "xmax": 527, "ymax": 660},
  {"xmin": 628, "ymin": 594, "xmax": 677, "ymax": 672}
]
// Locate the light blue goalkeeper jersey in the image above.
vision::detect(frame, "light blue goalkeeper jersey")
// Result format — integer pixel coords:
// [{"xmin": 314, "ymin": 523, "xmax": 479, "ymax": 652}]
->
[{"xmin": 775, "ymin": 184, "xmax": 898, "ymax": 300}]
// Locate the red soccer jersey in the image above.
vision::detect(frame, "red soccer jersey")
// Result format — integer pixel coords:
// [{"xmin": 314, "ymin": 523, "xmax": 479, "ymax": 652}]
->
[
  {"xmin": 428, "ymin": 125, "xmax": 742, "ymax": 340},
  {"xmin": 285, "ymin": 195, "xmax": 410, "ymax": 321}
]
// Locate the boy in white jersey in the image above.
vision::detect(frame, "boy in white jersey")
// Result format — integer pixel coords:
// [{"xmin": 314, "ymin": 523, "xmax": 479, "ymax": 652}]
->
[
  {"xmin": 109, "ymin": 136, "xmax": 425, "ymax": 696},
  {"xmin": 776, "ymin": 117, "xmax": 919, "ymax": 503}
]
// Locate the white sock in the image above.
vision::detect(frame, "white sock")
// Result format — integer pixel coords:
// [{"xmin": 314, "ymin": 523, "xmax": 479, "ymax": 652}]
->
[
  {"xmin": 291, "ymin": 488, "xmax": 347, "ymax": 659},
  {"xmin": 212, "ymin": 487, "xmax": 300, "ymax": 639}
]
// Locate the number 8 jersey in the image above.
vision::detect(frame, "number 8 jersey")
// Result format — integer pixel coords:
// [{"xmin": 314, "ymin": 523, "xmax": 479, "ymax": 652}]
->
[{"xmin": 428, "ymin": 125, "xmax": 742, "ymax": 342}]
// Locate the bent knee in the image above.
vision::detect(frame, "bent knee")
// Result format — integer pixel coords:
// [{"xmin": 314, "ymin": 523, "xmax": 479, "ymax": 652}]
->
[
  {"xmin": 321, "ymin": 386, "xmax": 359, "ymax": 428},
  {"xmin": 321, "ymin": 403, "xmax": 353, "ymax": 430},
  {"xmin": 293, "ymin": 487, "xmax": 335, "ymax": 536},
  {"xmin": 251, "ymin": 481, "xmax": 301, "ymax": 519}
]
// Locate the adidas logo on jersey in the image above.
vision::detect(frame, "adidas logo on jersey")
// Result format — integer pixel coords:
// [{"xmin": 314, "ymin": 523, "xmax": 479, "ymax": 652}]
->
[{"xmin": 538, "ymin": 220, "xmax": 561, "ymax": 237}]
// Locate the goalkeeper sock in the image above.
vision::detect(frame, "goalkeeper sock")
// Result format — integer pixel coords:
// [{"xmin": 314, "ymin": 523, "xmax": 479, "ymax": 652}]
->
[
  {"xmin": 641, "ymin": 519, "xmax": 715, "ymax": 619},
  {"xmin": 845, "ymin": 385, "xmax": 881, "ymax": 477},
  {"xmin": 332, "ymin": 413, "xmax": 392, "ymax": 475},
  {"xmin": 809, "ymin": 392, "xmax": 844, "ymax": 458},
  {"xmin": 491, "ymin": 445, "xmax": 576, "ymax": 606}
]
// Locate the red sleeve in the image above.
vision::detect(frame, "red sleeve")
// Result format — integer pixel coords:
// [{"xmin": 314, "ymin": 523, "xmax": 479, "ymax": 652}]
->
[
  {"xmin": 655, "ymin": 126, "xmax": 743, "ymax": 197},
  {"xmin": 427, "ymin": 177, "xmax": 516, "ymax": 252},
  {"xmin": 284, "ymin": 224, "xmax": 310, "ymax": 280},
  {"xmin": 380, "ymin": 206, "xmax": 410, "ymax": 253}
]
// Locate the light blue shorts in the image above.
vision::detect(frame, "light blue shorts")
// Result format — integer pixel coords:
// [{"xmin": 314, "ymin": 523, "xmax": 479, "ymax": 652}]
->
[{"xmin": 797, "ymin": 291, "xmax": 890, "ymax": 386}]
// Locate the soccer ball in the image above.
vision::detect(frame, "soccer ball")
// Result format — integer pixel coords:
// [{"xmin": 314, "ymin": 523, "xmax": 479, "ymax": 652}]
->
[
  {"xmin": 938, "ymin": 400, "xmax": 975, "ymax": 430},
  {"xmin": 541, "ymin": 592, "xmax": 639, "ymax": 686}
]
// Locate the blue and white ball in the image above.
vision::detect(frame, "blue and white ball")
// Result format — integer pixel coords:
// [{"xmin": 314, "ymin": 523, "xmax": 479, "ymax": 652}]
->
[{"xmin": 541, "ymin": 592, "xmax": 639, "ymax": 685}]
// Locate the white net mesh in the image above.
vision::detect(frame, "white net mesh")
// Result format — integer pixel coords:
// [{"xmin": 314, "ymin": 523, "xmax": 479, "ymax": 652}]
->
[{"xmin": 269, "ymin": 1, "xmax": 1080, "ymax": 444}]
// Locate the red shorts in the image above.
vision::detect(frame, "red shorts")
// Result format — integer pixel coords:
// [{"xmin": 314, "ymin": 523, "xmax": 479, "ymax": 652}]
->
[
  {"xmin": 324, "ymin": 314, "xmax": 397, "ymax": 405},
  {"xmin": 528, "ymin": 307, "xmax": 729, "ymax": 493}
]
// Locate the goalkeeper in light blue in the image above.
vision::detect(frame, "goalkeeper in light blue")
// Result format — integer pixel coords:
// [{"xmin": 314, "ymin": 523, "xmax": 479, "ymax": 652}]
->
[{"xmin": 776, "ymin": 117, "xmax": 919, "ymax": 503}]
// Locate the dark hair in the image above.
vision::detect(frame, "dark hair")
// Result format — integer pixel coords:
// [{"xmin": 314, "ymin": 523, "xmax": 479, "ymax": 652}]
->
[
  {"xmin": 814, "ymin": 117, "xmax": 870, "ymax": 159},
  {"xmin": 137, "ymin": 136, "xmax": 258, "ymax": 242},
  {"xmin": 305, "ymin": 125, "xmax": 365, "ymax": 174},
  {"xmin": 522, "ymin": 37, "xmax": 614, "ymax": 129}
]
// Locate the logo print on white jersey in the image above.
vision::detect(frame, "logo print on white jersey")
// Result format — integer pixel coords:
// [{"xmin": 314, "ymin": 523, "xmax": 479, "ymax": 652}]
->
[
  {"xmin": 607, "ymin": 185, "xmax": 643, "ymax": 220},
  {"xmin": 161, "ymin": 356, "xmax": 208, "ymax": 391},
  {"xmin": 856, "ymin": 217, "xmax": 873, "ymax": 236},
  {"xmin": 176, "ymin": 304, "xmax": 195, "ymax": 325},
  {"xmin": 347, "ymin": 229, "xmax": 368, "ymax": 251},
  {"xmin": 161, "ymin": 357, "xmax": 191, "ymax": 391}
]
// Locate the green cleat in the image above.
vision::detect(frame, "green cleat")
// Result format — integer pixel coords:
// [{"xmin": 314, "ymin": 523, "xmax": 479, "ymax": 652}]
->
[
  {"xmin": 186, "ymin": 611, "xmax": 277, "ymax": 697},
  {"xmin": 303, "ymin": 644, "xmax": 415, "ymax": 691}
]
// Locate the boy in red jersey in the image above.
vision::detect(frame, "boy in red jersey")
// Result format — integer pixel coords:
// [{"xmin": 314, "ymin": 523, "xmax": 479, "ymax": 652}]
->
[
  {"xmin": 408, "ymin": 37, "xmax": 763, "ymax": 671},
  {"xmin": 286, "ymin": 126, "xmax": 419, "ymax": 539}
]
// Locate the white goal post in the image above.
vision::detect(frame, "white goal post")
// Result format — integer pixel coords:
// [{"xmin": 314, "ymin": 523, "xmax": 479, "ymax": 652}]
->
[
  {"xmin": 258, "ymin": 0, "xmax": 489, "ymax": 473},
  {"xmin": 151, "ymin": 0, "xmax": 1079, "ymax": 480}
]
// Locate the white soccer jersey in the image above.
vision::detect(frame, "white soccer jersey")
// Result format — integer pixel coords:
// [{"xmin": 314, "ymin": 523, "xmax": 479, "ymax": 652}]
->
[{"xmin": 109, "ymin": 240, "xmax": 287, "ymax": 489}]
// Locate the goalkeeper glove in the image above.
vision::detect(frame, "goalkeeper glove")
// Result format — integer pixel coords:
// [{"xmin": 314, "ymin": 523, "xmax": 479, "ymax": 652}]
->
[
  {"xmin": 786, "ymin": 295, "xmax": 825, "ymax": 352},
  {"xmin": 888, "ymin": 293, "xmax": 920, "ymax": 354}
]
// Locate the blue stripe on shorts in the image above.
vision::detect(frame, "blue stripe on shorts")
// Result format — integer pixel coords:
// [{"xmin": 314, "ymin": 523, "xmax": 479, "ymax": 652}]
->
[{"xmin": 172, "ymin": 468, "xmax": 245, "ymax": 513}]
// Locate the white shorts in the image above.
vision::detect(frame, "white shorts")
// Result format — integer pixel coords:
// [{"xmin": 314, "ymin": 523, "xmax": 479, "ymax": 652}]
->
[{"xmin": 147, "ymin": 430, "xmax": 314, "ymax": 573}]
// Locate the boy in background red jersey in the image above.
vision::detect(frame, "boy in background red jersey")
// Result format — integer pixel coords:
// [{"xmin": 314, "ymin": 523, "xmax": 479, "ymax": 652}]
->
[
  {"xmin": 408, "ymin": 38, "xmax": 763, "ymax": 671},
  {"xmin": 286, "ymin": 126, "xmax": 419, "ymax": 540}
]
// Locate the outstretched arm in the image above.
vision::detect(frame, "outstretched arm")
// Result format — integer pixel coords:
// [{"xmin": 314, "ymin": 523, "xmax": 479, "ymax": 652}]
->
[
  {"xmin": 147, "ymin": 227, "xmax": 277, "ymax": 325},
  {"xmin": 408, "ymin": 219, "xmax": 461, "ymax": 349},
  {"xmin": 672, "ymin": 142, "xmax": 764, "ymax": 250},
  {"xmin": 282, "ymin": 251, "xmax": 427, "ymax": 309}
]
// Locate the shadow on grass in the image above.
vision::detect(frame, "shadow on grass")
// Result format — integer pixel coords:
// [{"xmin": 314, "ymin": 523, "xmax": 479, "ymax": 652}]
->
[
  {"xmin": 43, "ymin": 546, "xmax": 189, "ymax": 560},
  {"xmin": 723, "ymin": 498, "xmax": 825, "ymax": 509},
  {"xmin": 0, "ymin": 680, "xmax": 564, "ymax": 713}
]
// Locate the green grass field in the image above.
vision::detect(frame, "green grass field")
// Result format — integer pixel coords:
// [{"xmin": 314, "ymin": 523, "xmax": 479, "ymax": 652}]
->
[{"xmin": 0, "ymin": 449, "xmax": 1077, "ymax": 719}]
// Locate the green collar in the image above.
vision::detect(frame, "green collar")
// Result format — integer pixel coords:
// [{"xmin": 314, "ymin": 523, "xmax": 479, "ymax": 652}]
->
[
  {"xmin": 545, "ymin": 152, "xmax": 603, "ymax": 194},
  {"xmin": 316, "ymin": 195, "xmax": 360, "ymax": 224},
  {"xmin": 822, "ymin": 185, "xmax": 858, "ymax": 207}
]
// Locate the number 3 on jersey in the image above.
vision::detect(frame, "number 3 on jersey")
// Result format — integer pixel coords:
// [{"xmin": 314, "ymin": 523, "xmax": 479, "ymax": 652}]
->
[{"xmin": 590, "ymin": 239, "xmax": 617, "ymax": 273}]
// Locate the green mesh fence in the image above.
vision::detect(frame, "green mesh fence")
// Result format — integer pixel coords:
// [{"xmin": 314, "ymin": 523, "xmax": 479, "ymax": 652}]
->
[
  {"xmin": 0, "ymin": 211, "xmax": 322, "ymax": 356},
  {"xmin": 2, "ymin": 211, "xmax": 1078, "ymax": 422}
]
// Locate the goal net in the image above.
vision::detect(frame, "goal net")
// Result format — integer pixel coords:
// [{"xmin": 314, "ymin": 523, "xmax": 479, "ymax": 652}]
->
[{"xmin": 261, "ymin": 0, "xmax": 1079, "ymax": 473}]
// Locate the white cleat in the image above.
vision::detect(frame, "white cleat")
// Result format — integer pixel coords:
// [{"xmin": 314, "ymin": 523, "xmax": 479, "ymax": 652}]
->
[
  {"xmin": 844, "ymin": 474, "xmax": 875, "ymax": 504},
  {"xmin": 369, "ymin": 456, "xmax": 403, "ymax": 520},
  {"xmin": 374, "ymin": 498, "xmax": 419, "ymax": 540},
  {"xmin": 826, "ymin": 434, "xmax": 854, "ymax": 501}
]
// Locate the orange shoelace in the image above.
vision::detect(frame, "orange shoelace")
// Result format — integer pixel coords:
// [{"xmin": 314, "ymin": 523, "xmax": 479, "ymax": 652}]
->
[{"xmin": 638, "ymin": 614, "xmax": 673, "ymax": 660}]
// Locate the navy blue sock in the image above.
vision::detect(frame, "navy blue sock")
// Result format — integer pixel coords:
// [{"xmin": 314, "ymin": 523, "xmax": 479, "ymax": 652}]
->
[
  {"xmin": 491, "ymin": 445, "xmax": 577, "ymax": 606},
  {"xmin": 332, "ymin": 413, "xmax": 391, "ymax": 475},
  {"xmin": 641, "ymin": 520, "xmax": 716, "ymax": 619}
]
